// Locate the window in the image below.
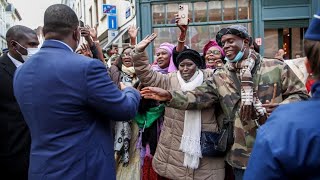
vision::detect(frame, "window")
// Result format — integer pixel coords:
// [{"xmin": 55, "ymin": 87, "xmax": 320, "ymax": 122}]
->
[
  {"xmin": 223, "ymin": 0, "xmax": 236, "ymax": 21},
  {"xmin": 208, "ymin": 1, "xmax": 222, "ymax": 21},
  {"xmin": 89, "ymin": 7, "xmax": 93, "ymax": 28},
  {"xmin": 153, "ymin": 23, "xmax": 252, "ymax": 53},
  {"xmin": 151, "ymin": 0, "xmax": 252, "ymax": 58},
  {"xmin": 194, "ymin": 2, "xmax": 207, "ymax": 22},
  {"xmin": 79, "ymin": 0, "xmax": 82, "ymax": 18},
  {"xmin": 152, "ymin": 4, "xmax": 165, "ymax": 25},
  {"xmin": 94, "ymin": 0, "xmax": 99, "ymax": 26}
]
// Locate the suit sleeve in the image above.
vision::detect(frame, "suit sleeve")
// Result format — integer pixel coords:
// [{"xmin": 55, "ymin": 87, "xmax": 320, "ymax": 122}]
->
[{"xmin": 86, "ymin": 60, "xmax": 140, "ymax": 121}]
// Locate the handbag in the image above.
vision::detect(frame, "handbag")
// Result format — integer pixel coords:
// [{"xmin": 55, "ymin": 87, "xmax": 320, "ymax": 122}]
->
[{"xmin": 200, "ymin": 106, "xmax": 236, "ymax": 157}]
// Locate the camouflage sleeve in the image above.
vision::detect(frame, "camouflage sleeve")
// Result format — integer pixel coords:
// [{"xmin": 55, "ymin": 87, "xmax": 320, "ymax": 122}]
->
[
  {"xmin": 166, "ymin": 77, "xmax": 220, "ymax": 110},
  {"xmin": 281, "ymin": 64, "xmax": 310, "ymax": 104}
]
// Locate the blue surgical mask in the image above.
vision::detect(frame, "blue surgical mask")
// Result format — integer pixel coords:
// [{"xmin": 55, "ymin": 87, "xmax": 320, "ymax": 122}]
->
[{"xmin": 225, "ymin": 40, "xmax": 246, "ymax": 63}]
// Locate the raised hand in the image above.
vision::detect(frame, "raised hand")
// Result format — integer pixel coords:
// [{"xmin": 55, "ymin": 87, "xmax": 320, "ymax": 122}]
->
[
  {"xmin": 78, "ymin": 43, "xmax": 93, "ymax": 58},
  {"xmin": 175, "ymin": 14, "xmax": 190, "ymax": 33},
  {"xmin": 87, "ymin": 25, "xmax": 97, "ymax": 40},
  {"xmin": 135, "ymin": 33, "xmax": 157, "ymax": 53},
  {"xmin": 140, "ymin": 87, "xmax": 172, "ymax": 101},
  {"xmin": 128, "ymin": 25, "xmax": 139, "ymax": 40}
]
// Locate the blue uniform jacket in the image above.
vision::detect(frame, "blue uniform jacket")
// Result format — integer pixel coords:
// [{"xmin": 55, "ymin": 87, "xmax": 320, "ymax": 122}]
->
[
  {"xmin": 13, "ymin": 40, "xmax": 140, "ymax": 180},
  {"xmin": 244, "ymin": 81, "xmax": 320, "ymax": 180}
]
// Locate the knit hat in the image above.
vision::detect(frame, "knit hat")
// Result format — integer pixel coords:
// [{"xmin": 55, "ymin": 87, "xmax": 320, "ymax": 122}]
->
[
  {"xmin": 216, "ymin": 25, "xmax": 250, "ymax": 47},
  {"xmin": 305, "ymin": 11, "xmax": 320, "ymax": 41},
  {"xmin": 154, "ymin": 42, "xmax": 177, "ymax": 73},
  {"xmin": 202, "ymin": 40, "xmax": 225, "ymax": 57},
  {"xmin": 176, "ymin": 49, "xmax": 205, "ymax": 69}
]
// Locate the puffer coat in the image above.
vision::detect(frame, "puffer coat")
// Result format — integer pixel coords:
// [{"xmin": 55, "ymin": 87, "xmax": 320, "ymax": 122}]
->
[{"xmin": 132, "ymin": 50, "xmax": 225, "ymax": 180}]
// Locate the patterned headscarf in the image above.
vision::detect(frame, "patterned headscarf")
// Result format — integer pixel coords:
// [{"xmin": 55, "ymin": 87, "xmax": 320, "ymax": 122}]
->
[{"xmin": 216, "ymin": 25, "xmax": 250, "ymax": 47}]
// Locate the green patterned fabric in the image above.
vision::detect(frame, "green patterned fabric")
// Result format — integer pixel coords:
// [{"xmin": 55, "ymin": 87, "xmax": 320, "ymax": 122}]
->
[{"xmin": 134, "ymin": 104, "xmax": 165, "ymax": 129}]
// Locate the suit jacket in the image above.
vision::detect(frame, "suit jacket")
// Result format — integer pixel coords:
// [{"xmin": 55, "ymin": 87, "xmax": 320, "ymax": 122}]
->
[
  {"xmin": 0, "ymin": 53, "xmax": 30, "ymax": 179},
  {"xmin": 13, "ymin": 40, "xmax": 140, "ymax": 180}
]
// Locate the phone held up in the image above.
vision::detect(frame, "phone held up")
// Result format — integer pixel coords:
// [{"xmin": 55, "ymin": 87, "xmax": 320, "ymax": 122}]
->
[
  {"xmin": 178, "ymin": 4, "xmax": 188, "ymax": 25},
  {"xmin": 79, "ymin": 20, "xmax": 84, "ymax": 28},
  {"xmin": 79, "ymin": 20, "xmax": 86, "ymax": 36}
]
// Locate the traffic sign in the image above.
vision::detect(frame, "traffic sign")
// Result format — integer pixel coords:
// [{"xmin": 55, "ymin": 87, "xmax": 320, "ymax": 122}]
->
[
  {"xmin": 108, "ymin": 30, "xmax": 119, "ymax": 43},
  {"xmin": 103, "ymin": 4, "xmax": 116, "ymax": 14},
  {"xmin": 125, "ymin": 7, "xmax": 130, "ymax": 19},
  {"xmin": 108, "ymin": 15, "xmax": 118, "ymax": 30}
]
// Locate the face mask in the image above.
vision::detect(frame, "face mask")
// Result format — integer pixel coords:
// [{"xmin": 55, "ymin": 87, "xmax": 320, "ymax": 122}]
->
[
  {"xmin": 13, "ymin": 41, "xmax": 28, "ymax": 61},
  {"xmin": 14, "ymin": 41, "xmax": 40, "ymax": 61},
  {"xmin": 225, "ymin": 40, "xmax": 246, "ymax": 63},
  {"xmin": 25, "ymin": 48, "xmax": 40, "ymax": 59}
]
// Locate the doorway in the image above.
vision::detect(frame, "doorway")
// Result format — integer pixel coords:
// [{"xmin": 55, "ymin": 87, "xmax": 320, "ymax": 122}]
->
[{"xmin": 264, "ymin": 27, "xmax": 307, "ymax": 59}]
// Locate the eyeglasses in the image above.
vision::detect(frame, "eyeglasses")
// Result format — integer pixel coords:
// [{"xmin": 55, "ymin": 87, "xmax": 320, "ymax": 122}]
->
[
  {"xmin": 121, "ymin": 53, "xmax": 131, "ymax": 58},
  {"xmin": 206, "ymin": 50, "xmax": 221, "ymax": 55}
]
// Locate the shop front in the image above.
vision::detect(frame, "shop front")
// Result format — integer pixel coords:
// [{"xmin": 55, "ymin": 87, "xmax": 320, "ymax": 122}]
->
[{"xmin": 136, "ymin": 0, "xmax": 319, "ymax": 62}]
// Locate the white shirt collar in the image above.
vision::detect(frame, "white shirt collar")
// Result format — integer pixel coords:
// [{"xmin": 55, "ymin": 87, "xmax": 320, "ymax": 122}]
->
[
  {"xmin": 49, "ymin": 39, "xmax": 74, "ymax": 52},
  {"xmin": 7, "ymin": 52, "xmax": 23, "ymax": 68}
]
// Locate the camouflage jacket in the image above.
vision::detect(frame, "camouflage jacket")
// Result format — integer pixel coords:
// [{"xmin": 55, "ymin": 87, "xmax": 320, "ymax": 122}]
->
[{"xmin": 167, "ymin": 52, "xmax": 309, "ymax": 169}]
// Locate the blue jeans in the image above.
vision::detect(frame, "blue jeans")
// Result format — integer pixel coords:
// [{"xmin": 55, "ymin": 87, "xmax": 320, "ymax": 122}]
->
[{"xmin": 233, "ymin": 168, "xmax": 245, "ymax": 180}]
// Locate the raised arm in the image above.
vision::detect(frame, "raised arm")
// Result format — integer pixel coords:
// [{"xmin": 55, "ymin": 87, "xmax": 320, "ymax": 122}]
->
[
  {"xmin": 128, "ymin": 25, "xmax": 139, "ymax": 46},
  {"xmin": 175, "ymin": 14, "xmax": 189, "ymax": 52},
  {"xmin": 132, "ymin": 33, "xmax": 171, "ymax": 89},
  {"xmin": 87, "ymin": 60, "xmax": 140, "ymax": 121}
]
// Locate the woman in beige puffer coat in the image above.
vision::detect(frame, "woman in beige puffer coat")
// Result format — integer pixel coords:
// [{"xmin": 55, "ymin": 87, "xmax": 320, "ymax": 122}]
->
[{"xmin": 132, "ymin": 34, "xmax": 225, "ymax": 180}]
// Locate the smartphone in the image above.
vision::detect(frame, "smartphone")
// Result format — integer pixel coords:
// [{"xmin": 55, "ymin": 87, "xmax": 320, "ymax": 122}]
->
[
  {"xmin": 178, "ymin": 4, "xmax": 188, "ymax": 25},
  {"xmin": 79, "ymin": 20, "xmax": 84, "ymax": 27}
]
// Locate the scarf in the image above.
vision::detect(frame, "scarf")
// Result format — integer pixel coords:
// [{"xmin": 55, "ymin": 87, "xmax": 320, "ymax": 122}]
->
[
  {"xmin": 227, "ymin": 50, "xmax": 267, "ymax": 122},
  {"xmin": 151, "ymin": 43, "xmax": 177, "ymax": 74},
  {"xmin": 121, "ymin": 65, "xmax": 138, "ymax": 86},
  {"xmin": 114, "ymin": 121, "xmax": 131, "ymax": 164},
  {"xmin": 151, "ymin": 65, "xmax": 169, "ymax": 74},
  {"xmin": 177, "ymin": 70, "xmax": 204, "ymax": 169}
]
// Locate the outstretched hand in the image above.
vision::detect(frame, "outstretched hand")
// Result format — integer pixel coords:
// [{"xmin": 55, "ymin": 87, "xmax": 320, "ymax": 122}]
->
[
  {"xmin": 140, "ymin": 87, "xmax": 172, "ymax": 101},
  {"xmin": 87, "ymin": 25, "xmax": 97, "ymax": 40},
  {"xmin": 135, "ymin": 33, "xmax": 157, "ymax": 53}
]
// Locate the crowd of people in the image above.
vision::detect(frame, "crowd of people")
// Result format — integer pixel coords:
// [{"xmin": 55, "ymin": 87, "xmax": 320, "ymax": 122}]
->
[{"xmin": 1, "ymin": 3, "xmax": 320, "ymax": 180}]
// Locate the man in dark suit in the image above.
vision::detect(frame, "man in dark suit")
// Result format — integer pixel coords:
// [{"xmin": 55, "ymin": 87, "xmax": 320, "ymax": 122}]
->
[
  {"xmin": 13, "ymin": 4, "xmax": 140, "ymax": 180},
  {"xmin": 0, "ymin": 25, "xmax": 39, "ymax": 180}
]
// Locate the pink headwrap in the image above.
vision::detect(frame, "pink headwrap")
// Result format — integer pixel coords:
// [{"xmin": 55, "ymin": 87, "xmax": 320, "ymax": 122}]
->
[
  {"xmin": 152, "ymin": 43, "xmax": 177, "ymax": 74},
  {"xmin": 203, "ymin": 40, "xmax": 225, "ymax": 57}
]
